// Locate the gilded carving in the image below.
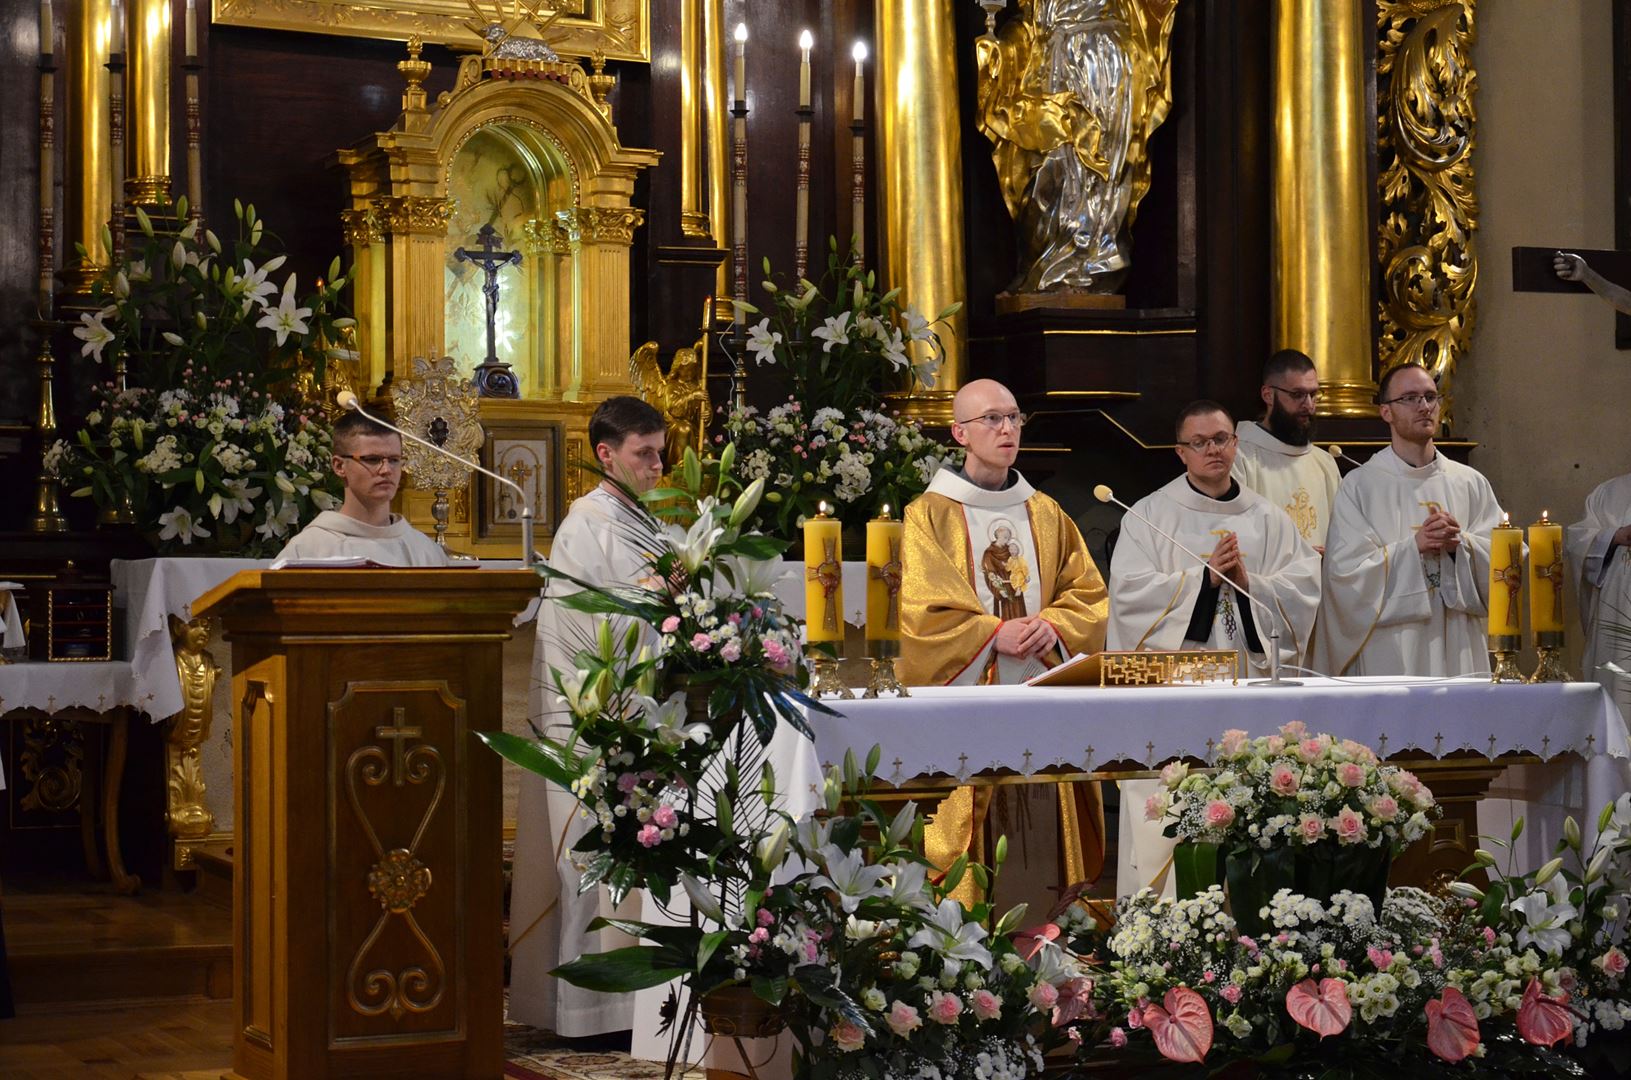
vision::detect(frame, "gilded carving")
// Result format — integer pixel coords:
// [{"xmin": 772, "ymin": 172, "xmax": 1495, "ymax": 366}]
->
[
  {"xmin": 20, "ymin": 715, "xmax": 85, "ymax": 813},
  {"xmin": 370, "ymin": 195, "xmax": 456, "ymax": 236},
  {"xmin": 344, "ymin": 712, "xmax": 447, "ymax": 1023},
  {"xmin": 1376, "ymin": 0, "xmax": 1479, "ymax": 425},
  {"xmin": 166, "ymin": 615, "xmax": 219, "ymax": 848},
  {"xmin": 564, "ymin": 436, "xmax": 588, "ymax": 502},
  {"xmin": 1098, "ymin": 649, "xmax": 1239, "ymax": 687},
  {"xmin": 557, "ymin": 205, "xmax": 644, "ymax": 245}
]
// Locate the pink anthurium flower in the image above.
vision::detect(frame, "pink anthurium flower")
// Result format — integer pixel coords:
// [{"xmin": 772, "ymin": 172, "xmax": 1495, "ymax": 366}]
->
[
  {"xmin": 1516, "ymin": 978, "xmax": 1575, "ymax": 1047},
  {"xmin": 1141, "ymin": 987, "xmax": 1213, "ymax": 1064},
  {"xmin": 1285, "ymin": 978, "xmax": 1352, "ymax": 1038},
  {"xmin": 1424, "ymin": 986, "xmax": 1481, "ymax": 1063}
]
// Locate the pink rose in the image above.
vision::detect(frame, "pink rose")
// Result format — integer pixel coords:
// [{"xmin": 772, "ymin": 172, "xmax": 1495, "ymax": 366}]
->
[
  {"xmin": 1160, "ymin": 761, "xmax": 1189, "ymax": 787},
  {"xmin": 1221, "ymin": 984, "xmax": 1242, "ymax": 1004},
  {"xmin": 1280, "ymin": 720, "xmax": 1308, "ymax": 740},
  {"xmin": 970, "ymin": 989, "xmax": 1002, "ymax": 1021},
  {"xmin": 886, "ymin": 1000, "xmax": 922, "ymax": 1037},
  {"xmin": 638, "ymin": 824, "xmax": 662, "ymax": 847},
  {"xmin": 1202, "ymin": 970, "xmax": 1216, "ymax": 983},
  {"xmin": 1219, "ymin": 729, "xmax": 1249, "ymax": 757},
  {"xmin": 617, "ymin": 772, "xmax": 639, "ymax": 793},
  {"xmin": 829, "ymin": 1018, "xmax": 865, "ymax": 1052},
  {"xmin": 1205, "ymin": 800, "xmax": 1236, "ymax": 829},
  {"xmin": 661, "ymin": 615, "xmax": 681, "ymax": 633},
  {"xmin": 1298, "ymin": 814, "xmax": 1325, "ymax": 842},
  {"xmin": 690, "ymin": 632, "xmax": 712, "ymax": 652},
  {"xmin": 757, "ymin": 907, "xmax": 775, "ymax": 928},
  {"xmin": 1368, "ymin": 946, "xmax": 1394, "ymax": 970},
  {"xmin": 1264, "ymin": 735, "xmax": 1286, "ymax": 755},
  {"xmin": 1029, "ymin": 981, "xmax": 1059, "ymax": 1011},
  {"xmin": 1270, "ymin": 765, "xmax": 1302, "ymax": 796},
  {"xmin": 1126, "ymin": 1006, "xmax": 1144, "ymax": 1030},
  {"xmin": 719, "ymin": 639, "xmax": 743, "ymax": 662},
  {"xmin": 1340, "ymin": 738, "xmax": 1376, "ymax": 764},
  {"xmin": 1109, "ymin": 1026, "xmax": 1128, "ymax": 1048},
  {"xmin": 1482, "ymin": 927, "xmax": 1497, "ymax": 946},
  {"xmin": 1299, "ymin": 737, "xmax": 1326, "ymax": 762},
  {"xmin": 1598, "ymin": 947, "xmax": 1628, "ymax": 976},
  {"xmin": 1338, "ymin": 762, "xmax": 1366, "ymax": 788},
  {"xmin": 748, "ymin": 927, "xmax": 768, "ymax": 944},
  {"xmin": 652, "ymin": 805, "xmax": 678, "ymax": 829},
  {"xmin": 1330, "ymin": 806, "xmax": 1367, "ymax": 845},
  {"xmin": 928, "ymin": 991, "xmax": 963, "ymax": 1025},
  {"xmin": 1145, "ymin": 793, "xmax": 1169, "ymax": 822},
  {"xmin": 1370, "ymin": 795, "xmax": 1399, "ymax": 822}
]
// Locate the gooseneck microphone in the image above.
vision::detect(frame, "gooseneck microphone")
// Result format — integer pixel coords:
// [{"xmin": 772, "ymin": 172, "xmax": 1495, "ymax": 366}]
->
[
  {"xmin": 1095, "ymin": 484, "xmax": 1299, "ymax": 687},
  {"xmin": 336, "ymin": 391, "xmax": 538, "ymax": 568},
  {"xmin": 1326, "ymin": 444, "xmax": 1364, "ymax": 469}
]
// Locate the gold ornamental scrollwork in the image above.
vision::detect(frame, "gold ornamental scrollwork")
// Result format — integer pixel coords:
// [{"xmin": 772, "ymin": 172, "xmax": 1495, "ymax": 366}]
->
[
  {"xmin": 344, "ymin": 710, "xmax": 447, "ymax": 1023},
  {"xmin": 370, "ymin": 195, "xmax": 455, "ymax": 236},
  {"xmin": 558, "ymin": 205, "xmax": 644, "ymax": 246},
  {"xmin": 166, "ymin": 615, "xmax": 219, "ymax": 858},
  {"xmin": 20, "ymin": 715, "xmax": 85, "ymax": 813},
  {"xmin": 341, "ymin": 207, "xmax": 383, "ymax": 248},
  {"xmin": 1098, "ymin": 649, "xmax": 1240, "ymax": 687},
  {"xmin": 1376, "ymin": 0, "xmax": 1479, "ymax": 426}
]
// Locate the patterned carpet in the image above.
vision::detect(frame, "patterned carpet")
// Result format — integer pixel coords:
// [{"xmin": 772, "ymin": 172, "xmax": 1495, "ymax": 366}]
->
[{"xmin": 503, "ymin": 1007, "xmax": 707, "ymax": 1079}]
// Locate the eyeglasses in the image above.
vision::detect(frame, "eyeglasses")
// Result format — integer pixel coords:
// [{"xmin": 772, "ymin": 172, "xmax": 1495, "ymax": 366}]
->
[
  {"xmin": 339, "ymin": 454, "xmax": 405, "ymax": 472},
  {"xmin": 1380, "ymin": 392, "xmax": 1442, "ymax": 409},
  {"xmin": 1178, "ymin": 433, "xmax": 1238, "ymax": 453},
  {"xmin": 1269, "ymin": 386, "xmax": 1324, "ymax": 405},
  {"xmin": 954, "ymin": 411, "xmax": 1028, "ymax": 431}
]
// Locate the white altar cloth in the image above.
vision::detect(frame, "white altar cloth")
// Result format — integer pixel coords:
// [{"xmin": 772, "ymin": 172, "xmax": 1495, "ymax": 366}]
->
[
  {"xmin": 0, "ymin": 660, "xmax": 147, "ymax": 719},
  {"xmin": 1, "ymin": 581, "xmax": 24, "ymax": 651},
  {"xmin": 771, "ymin": 561, "xmax": 871, "ymax": 629}
]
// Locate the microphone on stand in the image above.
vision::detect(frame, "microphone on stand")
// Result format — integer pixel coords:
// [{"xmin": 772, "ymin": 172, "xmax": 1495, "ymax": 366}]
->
[
  {"xmin": 1326, "ymin": 444, "xmax": 1364, "ymax": 469},
  {"xmin": 1095, "ymin": 484, "xmax": 1300, "ymax": 687},
  {"xmin": 335, "ymin": 391, "xmax": 538, "ymax": 568}
]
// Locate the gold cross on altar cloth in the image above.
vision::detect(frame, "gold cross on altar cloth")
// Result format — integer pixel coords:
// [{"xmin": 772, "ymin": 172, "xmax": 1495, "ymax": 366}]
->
[
  {"xmin": 808, "ymin": 538, "xmax": 842, "ymax": 633},
  {"xmin": 870, "ymin": 538, "xmax": 904, "ymax": 631},
  {"xmin": 377, "ymin": 708, "xmax": 424, "ymax": 787}
]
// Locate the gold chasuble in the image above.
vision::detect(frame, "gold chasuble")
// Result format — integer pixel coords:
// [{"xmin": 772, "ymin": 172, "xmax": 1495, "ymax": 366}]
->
[{"xmin": 900, "ymin": 468, "xmax": 1110, "ymax": 893}]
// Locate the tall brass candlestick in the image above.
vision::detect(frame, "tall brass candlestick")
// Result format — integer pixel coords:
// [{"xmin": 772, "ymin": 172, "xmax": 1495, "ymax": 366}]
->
[
  {"xmin": 108, "ymin": 1, "xmax": 127, "ymax": 265},
  {"xmin": 31, "ymin": 0, "xmax": 67, "ymax": 533},
  {"xmin": 794, "ymin": 29, "xmax": 812, "ymax": 279},
  {"xmin": 731, "ymin": 22, "xmax": 749, "ymax": 408},
  {"xmin": 850, "ymin": 41, "xmax": 867, "ymax": 264}
]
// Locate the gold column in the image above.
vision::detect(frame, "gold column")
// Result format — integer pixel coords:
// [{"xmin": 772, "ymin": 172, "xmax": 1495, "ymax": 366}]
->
[
  {"xmin": 558, "ymin": 206, "xmax": 645, "ymax": 400},
  {"xmin": 876, "ymin": 0, "xmax": 967, "ymax": 424},
  {"xmin": 67, "ymin": 0, "xmax": 113, "ymax": 293},
  {"xmin": 125, "ymin": 0, "xmax": 171, "ymax": 206},
  {"xmin": 1272, "ymin": 0, "xmax": 1376, "ymax": 416},
  {"xmin": 678, "ymin": 0, "xmax": 710, "ymax": 238},
  {"xmin": 702, "ymin": 0, "xmax": 730, "ymax": 318}
]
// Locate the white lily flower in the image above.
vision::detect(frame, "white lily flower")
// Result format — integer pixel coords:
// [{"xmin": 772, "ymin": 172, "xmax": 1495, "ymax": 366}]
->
[
  {"xmin": 787, "ymin": 281, "xmax": 820, "ymax": 311},
  {"xmin": 113, "ymin": 271, "xmax": 131, "ymax": 299},
  {"xmin": 886, "ymin": 801, "xmax": 918, "ymax": 846},
  {"xmin": 663, "ymin": 513, "xmax": 726, "ymax": 577},
  {"xmin": 1510, "ymin": 874, "xmax": 1577, "ymax": 957},
  {"xmin": 746, "ymin": 319, "xmax": 782, "ymax": 365},
  {"xmin": 885, "ymin": 860, "xmax": 930, "ymax": 908},
  {"xmin": 682, "ymin": 873, "xmax": 726, "ymax": 923},
  {"xmin": 157, "ymin": 506, "xmax": 211, "ymax": 546},
  {"xmin": 912, "ymin": 358, "xmax": 940, "ymax": 390},
  {"xmin": 555, "ymin": 667, "xmax": 602, "ymax": 716},
  {"xmin": 796, "ymin": 815, "xmax": 833, "ymax": 853},
  {"xmin": 812, "ymin": 311, "xmax": 852, "ymax": 354},
  {"xmin": 256, "ymin": 274, "xmax": 311, "ymax": 346},
  {"xmin": 162, "ymin": 331, "xmax": 186, "ymax": 347},
  {"xmin": 906, "ymin": 898, "xmax": 993, "ymax": 973},
  {"xmin": 73, "ymin": 309, "xmax": 116, "ymax": 360},
  {"xmin": 808, "ymin": 843, "xmax": 892, "ymax": 914},
  {"xmin": 903, "ymin": 307, "xmax": 933, "ymax": 342},
  {"xmin": 720, "ymin": 555, "xmax": 781, "ymax": 599},
  {"xmin": 881, "ymin": 327, "xmax": 909, "ymax": 371},
  {"xmin": 755, "ymin": 819, "xmax": 792, "ymax": 873},
  {"xmin": 253, "ymin": 498, "xmax": 300, "ymax": 539},
  {"xmin": 636, "ymin": 691, "xmax": 710, "ymax": 747},
  {"xmin": 218, "ymin": 478, "xmax": 261, "ymax": 524}
]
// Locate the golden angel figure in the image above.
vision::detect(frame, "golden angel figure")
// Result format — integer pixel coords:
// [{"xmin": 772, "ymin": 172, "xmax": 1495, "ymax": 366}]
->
[{"xmin": 629, "ymin": 339, "xmax": 710, "ymax": 474}]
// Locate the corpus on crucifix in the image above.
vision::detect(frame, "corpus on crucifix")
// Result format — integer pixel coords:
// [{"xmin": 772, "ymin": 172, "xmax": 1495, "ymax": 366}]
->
[{"xmin": 454, "ymin": 223, "xmax": 524, "ymax": 398}]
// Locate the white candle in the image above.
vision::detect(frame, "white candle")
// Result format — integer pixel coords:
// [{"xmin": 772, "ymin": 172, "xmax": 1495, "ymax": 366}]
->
[
  {"xmin": 734, "ymin": 22, "xmax": 747, "ymax": 104},
  {"xmin": 111, "ymin": 0, "xmax": 123, "ymax": 54},
  {"xmin": 852, "ymin": 41, "xmax": 867, "ymax": 122},
  {"xmin": 40, "ymin": 0, "xmax": 52, "ymax": 56},
  {"xmin": 186, "ymin": 0, "xmax": 197, "ymax": 58},
  {"xmin": 798, "ymin": 29, "xmax": 812, "ymax": 109}
]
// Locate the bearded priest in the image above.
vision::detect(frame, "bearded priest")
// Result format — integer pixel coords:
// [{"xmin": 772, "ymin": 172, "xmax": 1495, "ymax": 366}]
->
[
  {"xmin": 900, "ymin": 378, "xmax": 1109, "ymax": 894},
  {"xmin": 1231, "ymin": 349, "xmax": 1342, "ymax": 551},
  {"xmin": 1314, "ymin": 363, "xmax": 1505, "ymax": 676}
]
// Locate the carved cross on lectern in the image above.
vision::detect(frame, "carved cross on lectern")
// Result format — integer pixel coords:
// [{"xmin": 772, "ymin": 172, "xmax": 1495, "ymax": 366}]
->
[
  {"xmin": 454, "ymin": 223, "xmax": 524, "ymax": 397},
  {"xmin": 376, "ymin": 708, "xmax": 424, "ymax": 787}
]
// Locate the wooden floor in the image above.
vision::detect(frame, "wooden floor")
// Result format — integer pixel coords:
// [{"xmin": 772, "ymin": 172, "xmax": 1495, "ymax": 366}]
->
[{"xmin": 0, "ymin": 997, "xmax": 234, "ymax": 1079}]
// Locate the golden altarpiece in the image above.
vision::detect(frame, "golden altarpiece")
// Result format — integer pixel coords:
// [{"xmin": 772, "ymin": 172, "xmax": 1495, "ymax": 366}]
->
[{"xmin": 336, "ymin": 38, "xmax": 659, "ymax": 555}]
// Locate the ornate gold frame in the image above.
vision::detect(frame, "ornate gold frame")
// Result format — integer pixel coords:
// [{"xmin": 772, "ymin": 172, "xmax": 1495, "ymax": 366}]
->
[{"xmin": 210, "ymin": 0, "xmax": 651, "ymax": 63}]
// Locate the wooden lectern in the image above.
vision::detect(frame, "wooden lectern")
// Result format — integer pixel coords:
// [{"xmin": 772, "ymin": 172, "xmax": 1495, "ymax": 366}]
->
[{"xmin": 193, "ymin": 569, "xmax": 542, "ymax": 1080}]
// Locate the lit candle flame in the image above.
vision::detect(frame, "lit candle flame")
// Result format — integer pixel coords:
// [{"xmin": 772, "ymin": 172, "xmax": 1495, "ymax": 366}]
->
[{"xmin": 852, "ymin": 40, "xmax": 868, "ymax": 63}]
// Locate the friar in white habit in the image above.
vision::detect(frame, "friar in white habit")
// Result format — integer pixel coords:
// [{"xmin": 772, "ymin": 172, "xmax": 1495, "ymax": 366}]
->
[
  {"xmin": 508, "ymin": 396, "xmax": 668, "ymax": 1036},
  {"xmin": 1231, "ymin": 349, "xmax": 1342, "ymax": 551},
  {"xmin": 1108, "ymin": 400, "xmax": 1322, "ymax": 897},
  {"xmin": 273, "ymin": 410, "xmax": 449, "ymax": 566},
  {"xmin": 1314, "ymin": 363, "xmax": 1505, "ymax": 676},
  {"xmin": 1107, "ymin": 400, "xmax": 1323, "ymax": 673},
  {"xmin": 1567, "ymin": 471, "xmax": 1631, "ymax": 678}
]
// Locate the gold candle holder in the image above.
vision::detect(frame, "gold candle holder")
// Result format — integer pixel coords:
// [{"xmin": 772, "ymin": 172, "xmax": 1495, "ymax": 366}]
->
[
  {"xmin": 808, "ymin": 644, "xmax": 854, "ymax": 700},
  {"xmin": 863, "ymin": 639, "xmax": 908, "ymax": 699},
  {"xmin": 1489, "ymin": 633, "xmax": 1523, "ymax": 683},
  {"xmin": 1528, "ymin": 629, "xmax": 1572, "ymax": 684}
]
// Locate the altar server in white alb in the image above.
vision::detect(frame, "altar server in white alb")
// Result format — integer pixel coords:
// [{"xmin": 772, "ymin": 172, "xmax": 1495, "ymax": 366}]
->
[
  {"xmin": 1107, "ymin": 400, "xmax": 1323, "ymax": 675},
  {"xmin": 509, "ymin": 396, "xmax": 667, "ymax": 1036},
  {"xmin": 1314, "ymin": 363, "xmax": 1505, "ymax": 676},
  {"xmin": 1567, "ymin": 471, "xmax": 1631, "ymax": 678},
  {"xmin": 1231, "ymin": 349, "xmax": 1342, "ymax": 551},
  {"xmin": 272, "ymin": 410, "xmax": 449, "ymax": 566},
  {"xmin": 1108, "ymin": 400, "xmax": 1321, "ymax": 897}
]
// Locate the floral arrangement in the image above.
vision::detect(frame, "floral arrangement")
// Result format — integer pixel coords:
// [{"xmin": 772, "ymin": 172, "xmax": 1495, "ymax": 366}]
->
[
  {"xmin": 720, "ymin": 241, "xmax": 963, "ymax": 535},
  {"xmin": 52, "ymin": 196, "xmax": 352, "ymax": 549},
  {"xmin": 47, "ymin": 370, "xmax": 339, "ymax": 555},
  {"xmin": 717, "ymin": 401, "xmax": 961, "ymax": 539}
]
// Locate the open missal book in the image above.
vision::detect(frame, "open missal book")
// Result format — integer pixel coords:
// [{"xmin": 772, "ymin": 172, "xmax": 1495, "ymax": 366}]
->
[
  {"xmin": 267, "ymin": 556, "xmax": 482, "ymax": 569},
  {"xmin": 1024, "ymin": 651, "xmax": 1101, "ymax": 687}
]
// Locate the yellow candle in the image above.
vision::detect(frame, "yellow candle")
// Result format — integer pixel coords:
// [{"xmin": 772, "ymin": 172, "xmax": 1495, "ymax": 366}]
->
[
  {"xmin": 804, "ymin": 503, "xmax": 843, "ymax": 644},
  {"xmin": 733, "ymin": 22, "xmax": 747, "ymax": 104},
  {"xmin": 851, "ymin": 41, "xmax": 866, "ymax": 122},
  {"xmin": 1488, "ymin": 514, "xmax": 1522, "ymax": 638},
  {"xmin": 798, "ymin": 29, "xmax": 812, "ymax": 108},
  {"xmin": 1528, "ymin": 510, "xmax": 1565, "ymax": 634},
  {"xmin": 866, "ymin": 506, "xmax": 904, "ymax": 644}
]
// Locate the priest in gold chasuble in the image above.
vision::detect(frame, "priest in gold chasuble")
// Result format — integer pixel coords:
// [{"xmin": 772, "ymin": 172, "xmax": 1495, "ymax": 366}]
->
[{"xmin": 900, "ymin": 380, "xmax": 1109, "ymax": 890}]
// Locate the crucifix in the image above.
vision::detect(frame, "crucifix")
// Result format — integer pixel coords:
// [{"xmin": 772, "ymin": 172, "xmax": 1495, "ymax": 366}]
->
[
  {"xmin": 454, "ymin": 223, "xmax": 524, "ymax": 398},
  {"xmin": 1512, "ymin": 245, "xmax": 1631, "ymax": 348}
]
